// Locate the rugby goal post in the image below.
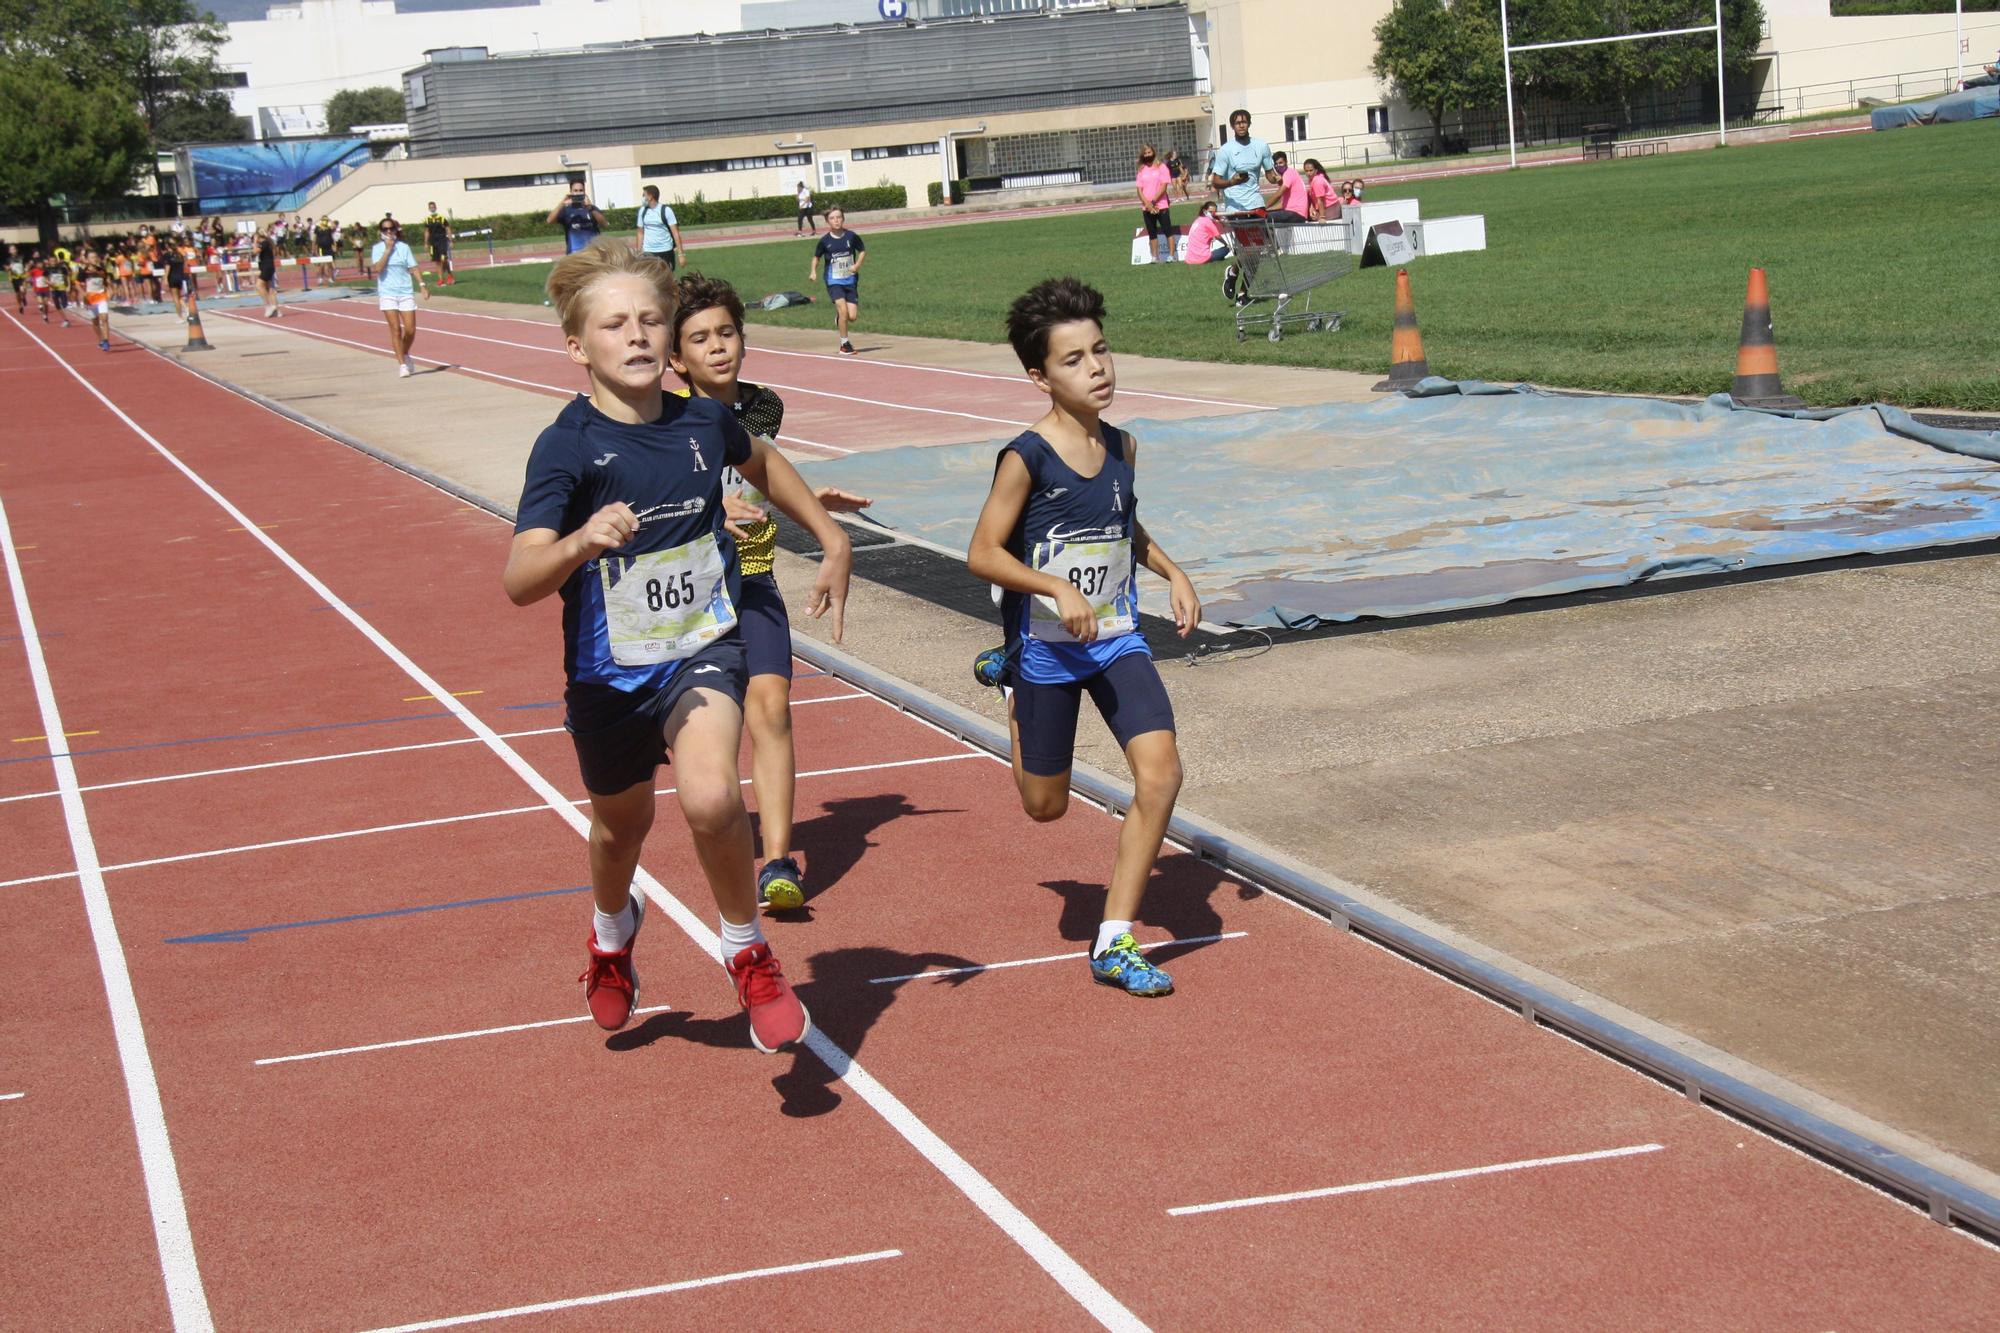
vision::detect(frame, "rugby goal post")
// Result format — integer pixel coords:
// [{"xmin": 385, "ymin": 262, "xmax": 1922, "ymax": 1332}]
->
[{"xmin": 1498, "ymin": 0, "xmax": 1727, "ymax": 168}]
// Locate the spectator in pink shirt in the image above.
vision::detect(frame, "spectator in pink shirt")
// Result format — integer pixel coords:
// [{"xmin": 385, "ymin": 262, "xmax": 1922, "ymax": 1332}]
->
[
  {"xmin": 1303, "ymin": 159, "xmax": 1337, "ymax": 221},
  {"xmin": 1268, "ymin": 151, "xmax": 1309, "ymax": 224},
  {"xmin": 1183, "ymin": 201, "xmax": 1227, "ymax": 266},
  {"xmin": 1135, "ymin": 144, "xmax": 1176, "ymax": 264}
]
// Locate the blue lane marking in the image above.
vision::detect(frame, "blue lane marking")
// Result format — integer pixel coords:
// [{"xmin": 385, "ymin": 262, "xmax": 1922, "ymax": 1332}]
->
[
  {"xmin": 794, "ymin": 668, "xmax": 829, "ymax": 680},
  {"xmin": 308, "ymin": 601, "xmax": 374, "ymax": 612},
  {"xmin": 0, "ymin": 709, "xmax": 454, "ymax": 768},
  {"xmin": 164, "ymin": 884, "xmax": 590, "ymax": 944},
  {"xmin": 0, "ymin": 632, "xmax": 64, "ymax": 643},
  {"xmin": 501, "ymin": 701, "xmax": 562, "ymax": 711}
]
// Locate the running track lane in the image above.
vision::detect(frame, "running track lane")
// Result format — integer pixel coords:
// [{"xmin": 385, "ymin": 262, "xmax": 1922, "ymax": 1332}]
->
[
  {"xmin": 224, "ymin": 301, "xmax": 1271, "ymax": 458},
  {"xmin": 4, "ymin": 311, "xmax": 1998, "ymax": 1328}
]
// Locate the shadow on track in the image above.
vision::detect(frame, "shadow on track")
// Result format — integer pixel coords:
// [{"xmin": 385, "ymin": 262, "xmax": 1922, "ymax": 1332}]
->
[
  {"xmin": 773, "ymin": 944, "xmax": 982, "ymax": 1119},
  {"xmin": 754, "ymin": 791, "xmax": 959, "ymax": 918},
  {"xmin": 1040, "ymin": 853, "xmax": 1260, "ymax": 954}
]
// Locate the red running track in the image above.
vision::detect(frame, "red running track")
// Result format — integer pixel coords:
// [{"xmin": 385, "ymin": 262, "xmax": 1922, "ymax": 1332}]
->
[
  {"xmin": 216, "ymin": 300, "xmax": 1272, "ymax": 459},
  {"xmin": 2, "ymin": 310, "xmax": 1998, "ymax": 1329}
]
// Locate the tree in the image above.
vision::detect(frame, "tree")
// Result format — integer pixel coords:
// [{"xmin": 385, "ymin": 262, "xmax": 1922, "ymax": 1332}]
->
[
  {"xmin": 325, "ymin": 86, "xmax": 407, "ymax": 134},
  {"xmin": 1371, "ymin": 0, "xmax": 1506, "ymax": 145},
  {"xmin": 153, "ymin": 85, "xmax": 250, "ymax": 143},
  {"xmin": 0, "ymin": 58, "xmax": 151, "ymax": 245}
]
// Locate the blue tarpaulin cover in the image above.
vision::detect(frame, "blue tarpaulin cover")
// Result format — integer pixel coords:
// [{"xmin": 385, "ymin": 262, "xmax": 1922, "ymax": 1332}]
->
[
  {"xmin": 804, "ymin": 388, "xmax": 2000, "ymax": 628},
  {"xmin": 1870, "ymin": 85, "xmax": 2000, "ymax": 129}
]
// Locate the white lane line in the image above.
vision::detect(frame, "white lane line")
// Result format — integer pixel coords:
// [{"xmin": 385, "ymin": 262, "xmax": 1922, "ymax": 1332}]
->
[
  {"xmin": 421, "ymin": 307, "xmax": 1273, "ymax": 413},
  {"xmin": 869, "ymin": 932, "xmax": 1248, "ymax": 984},
  {"xmin": 1166, "ymin": 1143, "xmax": 1668, "ymax": 1217},
  {"xmin": 356, "ymin": 1249, "xmax": 904, "ymax": 1333},
  {"xmin": 32, "ymin": 343, "xmax": 1149, "ymax": 1333},
  {"xmin": 0, "ymin": 750, "xmax": 985, "ymax": 890},
  {"xmin": 256, "ymin": 1005, "xmax": 673, "ymax": 1066},
  {"xmin": 1, "ymin": 693, "xmax": 866, "ymax": 807},
  {"xmin": 0, "ymin": 444, "xmax": 214, "ymax": 1329},
  {"xmin": 292, "ymin": 306, "xmax": 1022, "ymax": 428},
  {"xmin": 0, "ymin": 1091, "xmax": 24, "ymax": 1101},
  {"xmin": 224, "ymin": 311, "xmax": 853, "ymax": 455},
  {"xmin": 0, "ymin": 725, "xmax": 568, "ymax": 806}
]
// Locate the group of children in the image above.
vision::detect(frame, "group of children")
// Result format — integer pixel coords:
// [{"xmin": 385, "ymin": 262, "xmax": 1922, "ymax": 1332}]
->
[
  {"xmin": 509, "ymin": 237, "xmax": 1198, "ymax": 1052},
  {"xmin": 9, "ymin": 244, "xmax": 119, "ymax": 350}
]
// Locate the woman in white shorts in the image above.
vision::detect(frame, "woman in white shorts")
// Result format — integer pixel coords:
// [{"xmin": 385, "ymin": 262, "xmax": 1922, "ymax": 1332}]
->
[{"xmin": 368, "ymin": 219, "xmax": 429, "ymax": 377}]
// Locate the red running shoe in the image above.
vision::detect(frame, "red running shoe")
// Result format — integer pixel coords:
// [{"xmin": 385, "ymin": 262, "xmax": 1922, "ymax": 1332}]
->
[
  {"xmin": 727, "ymin": 942, "xmax": 811, "ymax": 1053},
  {"xmin": 578, "ymin": 893, "xmax": 645, "ymax": 1031}
]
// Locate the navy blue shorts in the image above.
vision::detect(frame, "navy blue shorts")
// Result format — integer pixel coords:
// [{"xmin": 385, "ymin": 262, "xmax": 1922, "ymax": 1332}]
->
[
  {"xmin": 827, "ymin": 280, "xmax": 858, "ymax": 307},
  {"xmin": 737, "ymin": 572, "xmax": 792, "ymax": 681},
  {"xmin": 1011, "ymin": 651, "xmax": 1175, "ymax": 777},
  {"xmin": 565, "ymin": 637, "xmax": 748, "ymax": 794}
]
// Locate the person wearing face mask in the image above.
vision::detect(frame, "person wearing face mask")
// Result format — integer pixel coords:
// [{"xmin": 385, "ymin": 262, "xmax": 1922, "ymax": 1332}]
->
[{"xmin": 1135, "ymin": 144, "xmax": 1176, "ymax": 264}]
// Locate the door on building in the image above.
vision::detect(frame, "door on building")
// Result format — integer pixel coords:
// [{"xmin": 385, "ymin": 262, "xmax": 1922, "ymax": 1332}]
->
[{"xmin": 593, "ymin": 169, "xmax": 635, "ymax": 210}]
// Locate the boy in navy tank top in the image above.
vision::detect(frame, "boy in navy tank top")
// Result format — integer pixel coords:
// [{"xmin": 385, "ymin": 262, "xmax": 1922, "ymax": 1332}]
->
[
  {"xmin": 503, "ymin": 239, "xmax": 854, "ymax": 1052},
  {"xmin": 968, "ymin": 277, "xmax": 1202, "ymax": 996}
]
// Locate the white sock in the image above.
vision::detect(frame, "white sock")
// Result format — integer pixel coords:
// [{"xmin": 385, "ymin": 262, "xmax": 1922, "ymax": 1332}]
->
[
  {"xmin": 719, "ymin": 914, "xmax": 765, "ymax": 964},
  {"xmin": 592, "ymin": 899, "xmax": 635, "ymax": 953},
  {"xmin": 1094, "ymin": 919, "xmax": 1133, "ymax": 958}
]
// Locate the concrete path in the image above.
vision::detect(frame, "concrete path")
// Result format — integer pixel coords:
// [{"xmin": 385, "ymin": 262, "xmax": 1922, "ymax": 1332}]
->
[{"xmin": 116, "ymin": 294, "xmax": 2000, "ymax": 1201}]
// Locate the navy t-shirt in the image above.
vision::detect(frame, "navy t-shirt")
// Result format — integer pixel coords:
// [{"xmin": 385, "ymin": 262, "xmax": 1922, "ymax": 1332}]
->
[
  {"xmin": 557, "ymin": 202, "xmax": 600, "ymax": 253},
  {"xmin": 515, "ymin": 394, "xmax": 753, "ymax": 693},
  {"xmin": 813, "ymin": 230, "xmax": 864, "ymax": 285},
  {"xmin": 999, "ymin": 423, "xmax": 1148, "ymax": 684}
]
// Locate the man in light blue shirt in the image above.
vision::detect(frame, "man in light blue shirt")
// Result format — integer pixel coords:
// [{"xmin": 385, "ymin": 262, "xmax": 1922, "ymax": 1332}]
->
[
  {"xmin": 1208, "ymin": 108, "xmax": 1277, "ymax": 215},
  {"xmin": 635, "ymin": 185, "xmax": 684, "ymax": 271}
]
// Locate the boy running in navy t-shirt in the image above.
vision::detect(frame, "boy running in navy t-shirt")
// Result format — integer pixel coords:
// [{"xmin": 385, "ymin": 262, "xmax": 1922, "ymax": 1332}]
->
[
  {"xmin": 968, "ymin": 277, "xmax": 1202, "ymax": 996},
  {"xmin": 504, "ymin": 239, "xmax": 854, "ymax": 1051},
  {"xmin": 808, "ymin": 206, "xmax": 865, "ymax": 355}
]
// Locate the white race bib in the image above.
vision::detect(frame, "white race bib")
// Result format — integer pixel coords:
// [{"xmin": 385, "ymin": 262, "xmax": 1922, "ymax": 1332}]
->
[
  {"xmin": 1029, "ymin": 538, "xmax": 1136, "ymax": 642},
  {"xmin": 828, "ymin": 252, "xmax": 855, "ymax": 282},
  {"xmin": 598, "ymin": 536, "xmax": 737, "ymax": 666}
]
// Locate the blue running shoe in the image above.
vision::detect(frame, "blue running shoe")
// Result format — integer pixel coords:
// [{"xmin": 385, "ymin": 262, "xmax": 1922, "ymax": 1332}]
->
[
  {"xmin": 1089, "ymin": 932, "xmax": 1174, "ymax": 997},
  {"xmin": 758, "ymin": 856, "xmax": 805, "ymax": 911},
  {"xmin": 973, "ymin": 645, "xmax": 1008, "ymax": 689}
]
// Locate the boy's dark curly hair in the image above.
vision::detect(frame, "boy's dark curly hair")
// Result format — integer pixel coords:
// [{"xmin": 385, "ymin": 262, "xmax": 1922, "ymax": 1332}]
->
[
  {"xmin": 670, "ymin": 270, "xmax": 747, "ymax": 364},
  {"xmin": 1004, "ymin": 276, "xmax": 1107, "ymax": 372}
]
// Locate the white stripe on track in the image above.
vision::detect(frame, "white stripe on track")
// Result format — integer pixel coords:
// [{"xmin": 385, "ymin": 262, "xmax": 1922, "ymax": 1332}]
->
[
  {"xmin": 356, "ymin": 1249, "xmax": 903, "ymax": 1332},
  {"xmin": 255, "ymin": 1005, "xmax": 674, "ymax": 1066},
  {"xmin": 0, "ymin": 367, "xmax": 215, "ymax": 1333},
  {"xmin": 0, "ymin": 1091, "xmax": 25, "ymax": 1101},
  {"xmin": 0, "ymin": 695, "xmax": 862, "ymax": 807},
  {"xmin": 868, "ymin": 932, "xmax": 1248, "ymax": 984},
  {"xmin": 0, "ymin": 751, "xmax": 984, "ymax": 889},
  {"xmin": 423, "ymin": 306, "xmax": 1274, "ymax": 413},
  {"xmin": 45, "ymin": 335, "xmax": 1150, "ymax": 1333},
  {"xmin": 223, "ymin": 311, "xmax": 852, "ymax": 454},
  {"xmin": 1167, "ymin": 1143, "xmax": 1668, "ymax": 1217},
  {"xmin": 290, "ymin": 305, "xmax": 1024, "ymax": 427}
]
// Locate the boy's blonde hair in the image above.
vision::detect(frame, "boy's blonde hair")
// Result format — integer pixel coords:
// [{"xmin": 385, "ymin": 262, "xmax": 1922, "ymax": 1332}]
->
[{"xmin": 545, "ymin": 237, "xmax": 678, "ymax": 339}]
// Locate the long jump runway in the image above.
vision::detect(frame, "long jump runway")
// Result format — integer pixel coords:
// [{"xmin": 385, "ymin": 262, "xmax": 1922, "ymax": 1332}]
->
[{"xmin": 3, "ymin": 311, "xmax": 1996, "ymax": 1329}]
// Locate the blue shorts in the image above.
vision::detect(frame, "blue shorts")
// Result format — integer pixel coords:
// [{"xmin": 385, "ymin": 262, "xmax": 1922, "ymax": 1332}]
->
[
  {"xmin": 1010, "ymin": 651, "xmax": 1175, "ymax": 777},
  {"xmin": 826, "ymin": 280, "xmax": 858, "ymax": 307},
  {"xmin": 737, "ymin": 572, "xmax": 793, "ymax": 681},
  {"xmin": 565, "ymin": 636, "xmax": 748, "ymax": 794}
]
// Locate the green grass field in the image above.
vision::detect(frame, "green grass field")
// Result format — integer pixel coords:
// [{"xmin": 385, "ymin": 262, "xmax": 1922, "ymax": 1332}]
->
[{"xmin": 443, "ymin": 122, "xmax": 2000, "ymax": 410}]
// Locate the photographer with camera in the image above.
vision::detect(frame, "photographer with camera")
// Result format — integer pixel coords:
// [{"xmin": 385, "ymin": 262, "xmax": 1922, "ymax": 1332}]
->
[{"xmin": 547, "ymin": 179, "xmax": 608, "ymax": 255}]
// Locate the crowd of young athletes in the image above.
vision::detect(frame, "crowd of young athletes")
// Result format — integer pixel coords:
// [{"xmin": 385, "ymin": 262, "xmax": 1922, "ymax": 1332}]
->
[{"xmin": 508, "ymin": 238, "xmax": 1200, "ymax": 1051}]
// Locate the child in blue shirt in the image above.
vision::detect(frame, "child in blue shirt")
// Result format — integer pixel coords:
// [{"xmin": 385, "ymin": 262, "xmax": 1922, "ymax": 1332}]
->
[{"xmin": 967, "ymin": 277, "xmax": 1202, "ymax": 996}]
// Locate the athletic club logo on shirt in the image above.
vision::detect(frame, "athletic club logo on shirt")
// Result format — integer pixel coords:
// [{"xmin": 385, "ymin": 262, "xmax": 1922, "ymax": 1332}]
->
[
  {"xmin": 687, "ymin": 436, "xmax": 708, "ymax": 470},
  {"xmin": 1112, "ymin": 479, "xmax": 1123, "ymax": 512}
]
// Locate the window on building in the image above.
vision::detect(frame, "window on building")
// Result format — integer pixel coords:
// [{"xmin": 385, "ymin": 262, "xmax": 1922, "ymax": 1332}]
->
[
  {"xmin": 1283, "ymin": 113, "xmax": 1307, "ymax": 142},
  {"xmin": 464, "ymin": 171, "xmax": 569, "ymax": 192},
  {"xmin": 853, "ymin": 141, "xmax": 941, "ymax": 161},
  {"xmin": 819, "ymin": 156, "xmax": 848, "ymax": 190},
  {"xmin": 1367, "ymin": 105, "xmax": 1390, "ymax": 135},
  {"xmin": 641, "ymin": 152, "xmax": 809, "ymax": 179}
]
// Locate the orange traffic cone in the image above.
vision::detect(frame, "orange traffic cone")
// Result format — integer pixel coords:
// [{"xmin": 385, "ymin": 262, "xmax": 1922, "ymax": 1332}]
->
[
  {"xmin": 1729, "ymin": 267, "xmax": 1802, "ymax": 409},
  {"xmin": 1371, "ymin": 268, "xmax": 1430, "ymax": 392},
  {"xmin": 183, "ymin": 296, "xmax": 212, "ymax": 352}
]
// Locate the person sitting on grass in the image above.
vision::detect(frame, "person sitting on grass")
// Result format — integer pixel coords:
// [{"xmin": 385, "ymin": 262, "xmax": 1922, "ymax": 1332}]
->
[
  {"xmin": 1183, "ymin": 201, "xmax": 1227, "ymax": 266},
  {"xmin": 967, "ymin": 277, "xmax": 1202, "ymax": 998},
  {"xmin": 503, "ymin": 239, "xmax": 854, "ymax": 1051}
]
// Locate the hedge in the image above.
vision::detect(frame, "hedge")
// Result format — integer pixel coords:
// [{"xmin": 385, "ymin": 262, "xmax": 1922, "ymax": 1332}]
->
[
  {"xmin": 438, "ymin": 184, "xmax": 906, "ymax": 242},
  {"xmin": 925, "ymin": 179, "xmax": 970, "ymax": 206}
]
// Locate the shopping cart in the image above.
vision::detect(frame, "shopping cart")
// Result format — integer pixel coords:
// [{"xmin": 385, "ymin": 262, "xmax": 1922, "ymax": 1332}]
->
[{"xmin": 1217, "ymin": 215, "xmax": 1352, "ymax": 342}]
